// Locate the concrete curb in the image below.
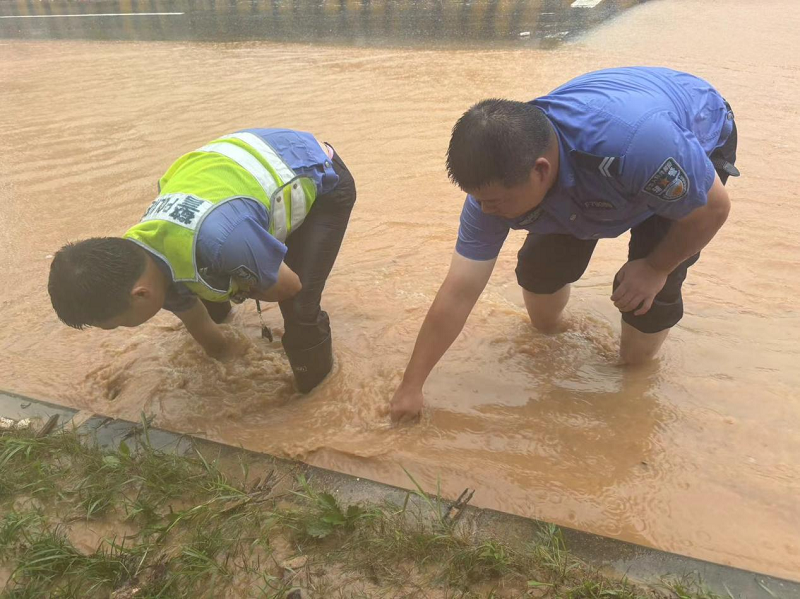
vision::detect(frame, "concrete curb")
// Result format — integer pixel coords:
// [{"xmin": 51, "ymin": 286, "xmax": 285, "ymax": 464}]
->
[{"xmin": 2, "ymin": 390, "xmax": 798, "ymax": 598}]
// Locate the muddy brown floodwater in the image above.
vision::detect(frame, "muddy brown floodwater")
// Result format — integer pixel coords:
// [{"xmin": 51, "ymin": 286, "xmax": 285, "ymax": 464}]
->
[{"xmin": 1, "ymin": 0, "xmax": 799, "ymax": 582}]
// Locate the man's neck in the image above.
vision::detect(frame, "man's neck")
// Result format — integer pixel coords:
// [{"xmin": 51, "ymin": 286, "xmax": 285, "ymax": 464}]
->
[{"xmin": 142, "ymin": 252, "xmax": 171, "ymax": 292}]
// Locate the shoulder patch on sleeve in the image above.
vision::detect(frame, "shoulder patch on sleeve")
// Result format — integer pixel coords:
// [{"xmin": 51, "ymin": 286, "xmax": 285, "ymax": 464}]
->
[
  {"xmin": 232, "ymin": 265, "xmax": 258, "ymax": 284},
  {"xmin": 642, "ymin": 158, "xmax": 690, "ymax": 201}
]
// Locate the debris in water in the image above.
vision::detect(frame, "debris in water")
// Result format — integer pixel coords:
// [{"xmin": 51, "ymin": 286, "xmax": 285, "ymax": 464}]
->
[{"xmin": 519, "ymin": 31, "xmax": 531, "ymax": 37}]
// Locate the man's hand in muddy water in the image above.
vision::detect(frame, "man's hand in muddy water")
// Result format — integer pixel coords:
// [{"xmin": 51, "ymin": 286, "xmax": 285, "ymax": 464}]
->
[
  {"xmin": 611, "ymin": 259, "xmax": 669, "ymax": 316},
  {"xmin": 207, "ymin": 329, "xmax": 250, "ymax": 362},
  {"xmin": 390, "ymin": 384, "xmax": 424, "ymax": 424}
]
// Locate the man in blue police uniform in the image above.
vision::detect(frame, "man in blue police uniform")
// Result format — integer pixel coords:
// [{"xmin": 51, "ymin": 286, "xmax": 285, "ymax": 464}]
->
[
  {"xmin": 390, "ymin": 67, "xmax": 739, "ymax": 421},
  {"xmin": 48, "ymin": 128, "xmax": 356, "ymax": 394}
]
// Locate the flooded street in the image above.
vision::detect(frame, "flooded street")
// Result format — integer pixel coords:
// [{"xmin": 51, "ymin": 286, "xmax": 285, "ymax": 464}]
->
[{"xmin": 2, "ymin": 0, "xmax": 799, "ymax": 582}]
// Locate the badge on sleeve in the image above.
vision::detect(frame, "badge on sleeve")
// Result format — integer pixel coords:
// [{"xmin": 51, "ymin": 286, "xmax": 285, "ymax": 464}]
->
[
  {"xmin": 643, "ymin": 158, "xmax": 689, "ymax": 201},
  {"xmin": 233, "ymin": 265, "xmax": 258, "ymax": 284}
]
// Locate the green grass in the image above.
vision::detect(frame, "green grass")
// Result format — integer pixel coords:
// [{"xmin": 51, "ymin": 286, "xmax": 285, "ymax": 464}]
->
[
  {"xmin": 8, "ymin": 527, "xmax": 136, "ymax": 596},
  {"xmin": 0, "ymin": 421, "xmax": 726, "ymax": 598},
  {"xmin": 659, "ymin": 573, "xmax": 724, "ymax": 599}
]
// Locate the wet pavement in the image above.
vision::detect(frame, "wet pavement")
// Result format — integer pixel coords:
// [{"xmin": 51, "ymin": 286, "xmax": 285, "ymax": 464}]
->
[{"xmin": 0, "ymin": 0, "xmax": 647, "ymax": 46}]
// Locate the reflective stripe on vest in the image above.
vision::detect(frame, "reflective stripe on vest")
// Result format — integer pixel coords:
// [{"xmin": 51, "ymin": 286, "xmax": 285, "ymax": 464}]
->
[
  {"xmin": 289, "ymin": 182, "xmax": 307, "ymax": 232},
  {"xmin": 196, "ymin": 139, "xmax": 290, "ymax": 242},
  {"xmin": 221, "ymin": 132, "xmax": 295, "ymax": 183},
  {"xmin": 219, "ymin": 132, "xmax": 313, "ymax": 238}
]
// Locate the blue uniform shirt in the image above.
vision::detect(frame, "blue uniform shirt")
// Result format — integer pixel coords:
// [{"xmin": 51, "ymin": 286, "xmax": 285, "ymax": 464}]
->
[
  {"xmin": 456, "ymin": 67, "xmax": 735, "ymax": 261},
  {"xmin": 155, "ymin": 128, "xmax": 338, "ymax": 312}
]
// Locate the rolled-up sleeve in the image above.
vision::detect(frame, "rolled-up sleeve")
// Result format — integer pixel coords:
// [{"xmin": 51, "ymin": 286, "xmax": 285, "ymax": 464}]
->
[
  {"xmin": 623, "ymin": 111, "xmax": 716, "ymax": 220},
  {"xmin": 214, "ymin": 217, "xmax": 288, "ymax": 291},
  {"xmin": 196, "ymin": 199, "xmax": 288, "ymax": 292}
]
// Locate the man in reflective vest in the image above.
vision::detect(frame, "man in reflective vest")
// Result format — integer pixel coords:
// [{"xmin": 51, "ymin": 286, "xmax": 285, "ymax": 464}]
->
[{"xmin": 48, "ymin": 128, "xmax": 357, "ymax": 393}]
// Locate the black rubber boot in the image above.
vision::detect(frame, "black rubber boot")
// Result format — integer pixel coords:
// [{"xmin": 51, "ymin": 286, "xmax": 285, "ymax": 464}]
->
[{"xmin": 285, "ymin": 335, "xmax": 333, "ymax": 393}]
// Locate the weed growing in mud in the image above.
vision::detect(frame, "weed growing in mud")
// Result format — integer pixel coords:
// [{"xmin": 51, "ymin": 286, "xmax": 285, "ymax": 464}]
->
[
  {"xmin": 291, "ymin": 473, "xmax": 375, "ymax": 540},
  {"xmin": 0, "ymin": 421, "xmax": 728, "ymax": 598},
  {"xmin": 531, "ymin": 523, "xmax": 579, "ymax": 581},
  {"xmin": 659, "ymin": 573, "xmax": 726, "ymax": 599},
  {"xmin": 10, "ymin": 528, "xmax": 135, "ymax": 595}
]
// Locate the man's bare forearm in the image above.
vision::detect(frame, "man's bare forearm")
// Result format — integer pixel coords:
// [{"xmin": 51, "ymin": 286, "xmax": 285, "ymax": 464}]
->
[
  {"xmin": 646, "ymin": 178, "xmax": 731, "ymax": 273},
  {"xmin": 400, "ymin": 254, "xmax": 495, "ymax": 390},
  {"xmin": 246, "ymin": 262, "xmax": 302, "ymax": 303},
  {"xmin": 400, "ymin": 291, "xmax": 477, "ymax": 389},
  {"xmin": 176, "ymin": 301, "xmax": 228, "ymax": 357},
  {"xmin": 248, "ymin": 287, "xmax": 293, "ymax": 303}
]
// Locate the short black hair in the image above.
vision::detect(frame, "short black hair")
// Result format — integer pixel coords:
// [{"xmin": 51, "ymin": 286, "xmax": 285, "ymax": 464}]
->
[
  {"xmin": 446, "ymin": 98, "xmax": 554, "ymax": 190},
  {"xmin": 48, "ymin": 237, "xmax": 147, "ymax": 329}
]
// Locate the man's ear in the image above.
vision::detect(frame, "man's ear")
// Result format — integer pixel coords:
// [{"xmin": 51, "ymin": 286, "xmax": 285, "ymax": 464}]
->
[
  {"xmin": 131, "ymin": 284, "xmax": 151, "ymax": 300},
  {"xmin": 531, "ymin": 156, "xmax": 553, "ymax": 184}
]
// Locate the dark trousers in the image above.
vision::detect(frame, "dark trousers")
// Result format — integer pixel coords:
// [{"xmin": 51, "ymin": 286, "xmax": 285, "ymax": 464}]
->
[{"xmin": 279, "ymin": 149, "xmax": 357, "ymax": 352}]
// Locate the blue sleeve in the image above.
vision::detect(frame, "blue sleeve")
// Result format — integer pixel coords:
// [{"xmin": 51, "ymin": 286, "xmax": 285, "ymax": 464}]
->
[
  {"xmin": 197, "ymin": 200, "xmax": 288, "ymax": 292},
  {"xmin": 215, "ymin": 217, "xmax": 288, "ymax": 291},
  {"xmin": 455, "ymin": 195, "xmax": 510, "ymax": 261},
  {"xmin": 622, "ymin": 111, "xmax": 716, "ymax": 220}
]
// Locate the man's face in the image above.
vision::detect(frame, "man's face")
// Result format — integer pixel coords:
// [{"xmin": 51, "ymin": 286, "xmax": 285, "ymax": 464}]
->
[
  {"xmin": 95, "ymin": 286, "xmax": 164, "ymax": 330},
  {"xmin": 468, "ymin": 164, "xmax": 551, "ymax": 220}
]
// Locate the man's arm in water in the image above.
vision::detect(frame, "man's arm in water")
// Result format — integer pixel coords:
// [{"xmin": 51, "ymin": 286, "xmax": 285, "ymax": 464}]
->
[
  {"xmin": 175, "ymin": 300, "xmax": 229, "ymax": 359},
  {"xmin": 390, "ymin": 253, "xmax": 496, "ymax": 422},
  {"xmin": 245, "ymin": 262, "xmax": 302, "ymax": 302},
  {"xmin": 611, "ymin": 173, "xmax": 731, "ymax": 315},
  {"xmin": 176, "ymin": 262, "xmax": 301, "ymax": 358}
]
